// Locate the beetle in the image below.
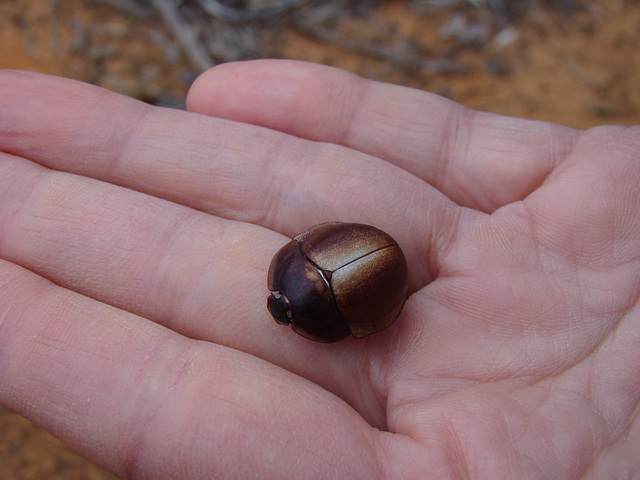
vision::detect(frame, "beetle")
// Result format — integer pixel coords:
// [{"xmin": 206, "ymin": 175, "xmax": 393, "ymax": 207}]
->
[{"xmin": 267, "ymin": 222, "xmax": 408, "ymax": 342}]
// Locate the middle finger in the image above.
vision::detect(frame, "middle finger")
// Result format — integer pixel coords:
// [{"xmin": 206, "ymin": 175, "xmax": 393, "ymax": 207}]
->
[{"xmin": 0, "ymin": 71, "xmax": 462, "ymax": 288}]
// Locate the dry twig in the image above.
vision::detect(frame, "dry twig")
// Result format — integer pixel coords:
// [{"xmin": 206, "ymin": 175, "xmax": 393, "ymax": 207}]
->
[
  {"xmin": 95, "ymin": 0, "xmax": 153, "ymax": 17},
  {"xmin": 195, "ymin": 0, "xmax": 314, "ymax": 22},
  {"xmin": 150, "ymin": 0, "xmax": 215, "ymax": 71},
  {"xmin": 292, "ymin": 19, "xmax": 469, "ymax": 74}
]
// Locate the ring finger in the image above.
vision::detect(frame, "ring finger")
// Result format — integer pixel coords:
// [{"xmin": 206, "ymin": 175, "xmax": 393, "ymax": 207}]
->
[{"xmin": 0, "ymin": 152, "xmax": 403, "ymax": 425}]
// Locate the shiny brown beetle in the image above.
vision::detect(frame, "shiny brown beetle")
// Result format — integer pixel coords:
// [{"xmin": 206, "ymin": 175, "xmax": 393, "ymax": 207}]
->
[{"xmin": 267, "ymin": 222, "xmax": 408, "ymax": 342}]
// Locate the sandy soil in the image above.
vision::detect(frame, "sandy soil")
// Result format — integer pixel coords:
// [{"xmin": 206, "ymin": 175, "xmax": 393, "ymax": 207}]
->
[{"xmin": 1, "ymin": 0, "xmax": 639, "ymax": 478}]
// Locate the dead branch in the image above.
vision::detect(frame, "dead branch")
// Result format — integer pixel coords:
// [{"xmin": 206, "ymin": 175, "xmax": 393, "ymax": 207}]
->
[
  {"xmin": 150, "ymin": 0, "xmax": 215, "ymax": 71},
  {"xmin": 194, "ymin": 0, "xmax": 315, "ymax": 22}
]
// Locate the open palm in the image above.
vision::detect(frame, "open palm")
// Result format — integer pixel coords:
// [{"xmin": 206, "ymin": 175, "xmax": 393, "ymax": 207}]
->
[{"xmin": 1, "ymin": 61, "xmax": 638, "ymax": 479}]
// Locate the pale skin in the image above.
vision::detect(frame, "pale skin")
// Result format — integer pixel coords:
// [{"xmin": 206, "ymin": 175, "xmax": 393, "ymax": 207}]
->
[{"xmin": 0, "ymin": 60, "xmax": 639, "ymax": 479}]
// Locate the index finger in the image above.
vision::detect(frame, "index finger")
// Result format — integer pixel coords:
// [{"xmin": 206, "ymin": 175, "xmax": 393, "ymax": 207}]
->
[{"xmin": 187, "ymin": 60, "xmax": 581, "ymax": 212}]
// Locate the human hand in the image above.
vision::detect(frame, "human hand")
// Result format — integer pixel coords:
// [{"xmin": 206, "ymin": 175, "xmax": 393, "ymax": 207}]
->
[{"xmin": 1, "ymin": 60, "xmax": 638, "ymax": 479}]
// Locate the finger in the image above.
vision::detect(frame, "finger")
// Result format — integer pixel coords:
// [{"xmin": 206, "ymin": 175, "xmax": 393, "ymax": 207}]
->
[
  {"xmin": 0, "ymin": 153, "xmax": 413, "ymax": 425},
  {"xmin": 0, "ymin": 261, "xmax": 405, "ymax": 480},
  {"xmin": 187, "ymin": 60, "xmax": 581, "ymax": 212},
  {"xmin": 0, "ymin": 69, "xmax": 459, "ymax": 288},
  {"xmin": 0, "ymin": 69, "xmax": 278, "ymax": 221}
]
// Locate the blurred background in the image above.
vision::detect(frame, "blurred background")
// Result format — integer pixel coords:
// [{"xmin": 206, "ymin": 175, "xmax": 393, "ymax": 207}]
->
[{"xmin": 1, "ymin": 0, "xmax": 639, "ymax": 478}]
